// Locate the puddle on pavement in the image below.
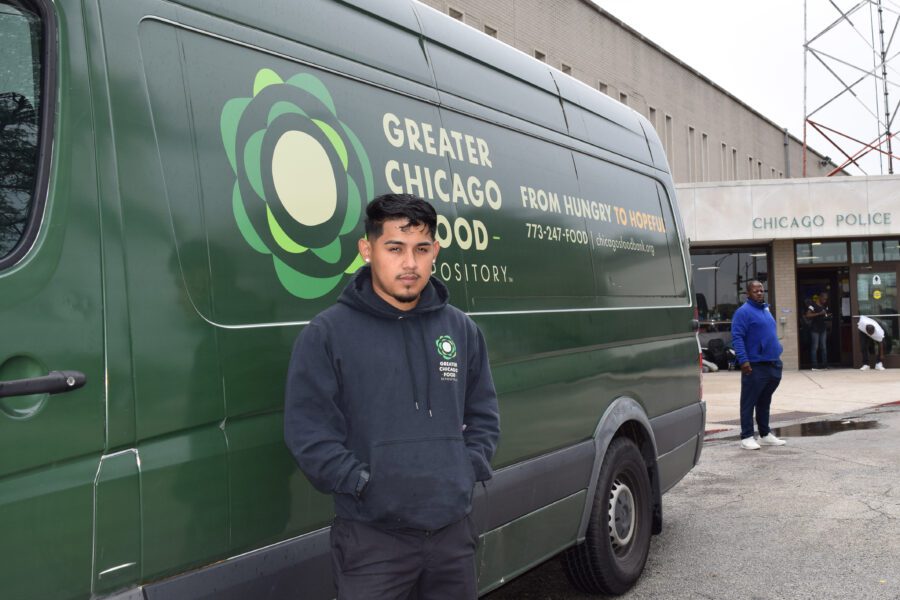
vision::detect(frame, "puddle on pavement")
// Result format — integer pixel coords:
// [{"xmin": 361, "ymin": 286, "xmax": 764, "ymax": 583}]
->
[{"xmin": 772, "ymin": 419, "xmax": 883, "ymax": 437}]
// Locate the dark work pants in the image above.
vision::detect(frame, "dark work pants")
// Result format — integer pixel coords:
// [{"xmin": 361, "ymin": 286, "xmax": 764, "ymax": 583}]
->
[
  {"xmin": 330, "ymin": 515, "xmax": 478, "ymax": 600},
  {"xmin": 740, "ymin": 361, "xmax": 782, "ymax": 439}
]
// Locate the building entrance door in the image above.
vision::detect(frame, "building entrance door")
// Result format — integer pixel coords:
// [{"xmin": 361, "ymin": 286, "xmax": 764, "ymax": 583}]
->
[
  {"xmin": 850, "ymin": 267, "xmax": 900, "ymax": 369},
  {"xmin": 797, "ymin": 269, "xmax": 849, "ymax": 369}
]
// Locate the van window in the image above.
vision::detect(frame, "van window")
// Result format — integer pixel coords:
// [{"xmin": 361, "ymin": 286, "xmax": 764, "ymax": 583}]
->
[
  {"xmin": 0, "ymin": 1, "xmax": 42, "ymax": 261},
  {"xmin": 574, "ymin": 153, "xmax": 682, "ymax": 302},
  {"xmin": 656, "ymin": 183, "xmax": 689, "ymax": 297},
  {"xmin": 436, "ymin": 109, "xmax": 595, "ymax": 312}
]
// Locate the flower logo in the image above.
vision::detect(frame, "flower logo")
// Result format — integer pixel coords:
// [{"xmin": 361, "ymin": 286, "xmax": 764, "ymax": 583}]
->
[
  {"xmin": 435, "ymin": 335, "xmax": 457, "ymax": 360},
  {"xmin": 220, "ymin": 69, "xmax": 373, "ymax": 299}
]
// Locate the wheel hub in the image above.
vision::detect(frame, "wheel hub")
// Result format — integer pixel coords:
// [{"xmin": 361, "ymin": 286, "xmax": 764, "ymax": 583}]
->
[{"xmin": 608, "ymin": 478, "xmax": 635, "ymax": 549}]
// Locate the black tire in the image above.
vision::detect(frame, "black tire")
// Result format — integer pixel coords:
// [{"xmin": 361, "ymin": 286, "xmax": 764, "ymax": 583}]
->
[{"xmin": 562, "ymin": 437, "xmax": 653, "ymax": 596}]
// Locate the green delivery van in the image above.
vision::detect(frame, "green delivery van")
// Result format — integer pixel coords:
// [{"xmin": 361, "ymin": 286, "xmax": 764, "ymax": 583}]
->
[{"xmin": 0, "ymin": 0, "xmax": 705, "ymax": 597}]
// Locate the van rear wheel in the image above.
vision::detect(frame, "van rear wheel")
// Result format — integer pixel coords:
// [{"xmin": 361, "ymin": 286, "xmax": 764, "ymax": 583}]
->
[{"xmin": 562, "ymin": 437, "xmax": 652, "ymax": 596}]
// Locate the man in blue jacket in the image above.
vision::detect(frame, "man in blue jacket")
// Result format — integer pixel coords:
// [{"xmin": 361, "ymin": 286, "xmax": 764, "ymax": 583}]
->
[
  {"xmin": 285, "ymin": 194, "xmax": 500, "ymax": 599},
  {"xmin": 731, "ymin": 280, "xmax": 787, "ymax": 450}
]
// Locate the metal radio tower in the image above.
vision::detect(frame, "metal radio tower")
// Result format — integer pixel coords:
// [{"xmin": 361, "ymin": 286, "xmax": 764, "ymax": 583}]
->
[{"xmin": 804, "ymin": 0, "xmax": 900, "ymax": 175}]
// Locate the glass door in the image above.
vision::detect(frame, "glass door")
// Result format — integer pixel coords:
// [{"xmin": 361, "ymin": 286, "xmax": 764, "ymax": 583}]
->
[{"xmin": 851, "ymin": 267, "xmax": 900, "ymax": 369}]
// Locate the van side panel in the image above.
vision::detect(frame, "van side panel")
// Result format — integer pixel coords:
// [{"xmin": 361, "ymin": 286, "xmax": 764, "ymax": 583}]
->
[
  {"xmin": 96, "ymin": 0, "xmax": 229, "ymax": 581},
  {"xmin": 480, "ymin": 313, "xmax": 698, "ymax": 467},
  {"xmin": 0, "ymin": 0, "xmax": 106, "ymax": 598}
]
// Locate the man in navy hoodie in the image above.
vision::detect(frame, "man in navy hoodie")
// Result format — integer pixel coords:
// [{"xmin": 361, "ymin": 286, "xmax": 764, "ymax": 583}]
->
[
  {"xmin": 285, "ymin": 194, "xmax": 500, "ymax": 599},
  {"xmin": 731, "ymin": 280, "xmax": 787, "ymax": 450}
]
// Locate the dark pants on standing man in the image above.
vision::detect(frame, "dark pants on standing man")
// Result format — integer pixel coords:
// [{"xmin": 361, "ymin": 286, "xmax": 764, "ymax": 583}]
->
[
  {"xmin": 740, "ymin": 361, "xmax": 783, "ymax": 439},
  {"xmin": 810, "ymin": 329, "xmax": 827, "ymax": 368},
  {"xmin": 330, "ymin": 515, "xmax": 478, "ymax": 600}
]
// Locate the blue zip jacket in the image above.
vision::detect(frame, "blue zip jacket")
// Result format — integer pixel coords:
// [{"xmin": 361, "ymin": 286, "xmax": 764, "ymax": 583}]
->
[
  {"xmin": 731, "ymin": 299, "xmax": 783, "ymax": 365},
  {"xmin": 284, "ymin": 267, "xmax": 500, "ymax": 531}
]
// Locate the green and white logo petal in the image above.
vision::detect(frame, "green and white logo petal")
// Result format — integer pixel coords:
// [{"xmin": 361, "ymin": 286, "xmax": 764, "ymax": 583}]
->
[
  {"xmin": 436, "ymin": 335, "xmax": 457, "ymax": 360},
  {"xmin": 220, "ymin": 68, "xmax": 373, "ymax": 299},
  {"xmin": 271, "ymin": 129, "xmax": 337, "ymax": 227}
]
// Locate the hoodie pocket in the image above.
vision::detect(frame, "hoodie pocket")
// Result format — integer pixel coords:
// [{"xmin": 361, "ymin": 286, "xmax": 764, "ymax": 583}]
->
[
  {"xmin": 758, "ymin": 334, "xmax": 783, "ymax": 359},
  {"xmin": 362, "ymin": 436, "xmax": 475, "ymax": 527}
]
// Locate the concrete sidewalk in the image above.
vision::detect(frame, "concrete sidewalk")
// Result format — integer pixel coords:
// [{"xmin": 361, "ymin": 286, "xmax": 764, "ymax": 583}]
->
[{"xmin": 703, "ymin": 367, "xmax": 900, "ymax": 434}]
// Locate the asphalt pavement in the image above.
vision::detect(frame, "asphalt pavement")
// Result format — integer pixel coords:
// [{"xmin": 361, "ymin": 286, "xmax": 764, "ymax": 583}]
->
[{"xmin": 486, "ymin": 370, "xmax": 900, "ymax": 600}]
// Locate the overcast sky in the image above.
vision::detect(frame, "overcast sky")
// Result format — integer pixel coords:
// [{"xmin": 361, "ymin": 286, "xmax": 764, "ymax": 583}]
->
[{"xmin": 592, "ymin": 0, "xmax": 900, "ymax": 175}]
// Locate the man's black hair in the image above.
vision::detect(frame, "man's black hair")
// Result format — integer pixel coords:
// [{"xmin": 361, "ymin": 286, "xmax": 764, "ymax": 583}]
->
[
  {"xmin": 746, "ymin": 279, "xmax": 763, "ymax": 291},
  {"xmin": 364, "ymin": 194, "xmax": 437, "ymax": 239}
]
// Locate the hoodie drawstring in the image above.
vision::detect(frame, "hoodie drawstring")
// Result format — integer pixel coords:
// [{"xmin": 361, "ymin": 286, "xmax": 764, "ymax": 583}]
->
[
  {"xmin": 398, "ymin": 316, "xmax": 432, "ymax": 417},
  {"xmin": 417, "ymin": 319, "xmax": 432, "ymax": 417}
]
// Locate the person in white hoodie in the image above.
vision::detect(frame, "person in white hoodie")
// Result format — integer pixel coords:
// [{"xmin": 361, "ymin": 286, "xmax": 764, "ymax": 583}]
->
[{"xmin": 857, "ymin": 315, "xmax": 887, "ymax": 371}]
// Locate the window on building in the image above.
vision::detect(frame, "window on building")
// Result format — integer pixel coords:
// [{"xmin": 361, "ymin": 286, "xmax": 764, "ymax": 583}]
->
[
  {"xmin": 1, "ymin": 1, "xmax": 44, "ymax": 263},
  {"xmin": 796, "ymin": 241, "xmax": 848, "ymax": 265},
  {"xmin": 731, "ymin": 148, "xmax": 738, "ymax": 180},
  {"xmin": 757, "ymin": 160, "xmax": 763, "ymax": 179},
  {"xmin": 665, "ymin": 115, "xmax": 674, "ymax": 165},
  {"xmin": 851, "ymin": 241, "xmax": 870, "ymax": 263},
  {"xmin": 701, "ymin": 133, "xmax": 709, "ymax": 181},
  {"xmin": 648, "ymin": 106, "xmax": 657, "ymax": 130},
  {"xmin": 692, "ymin": 248, "xmax": 770, "ymax": 332},
  {"xmin": 619, "ymin": 92, "xmax": 628, "ymax": 105},
  {"xmin": 873, "ymin": 239, "xmax": 900, "ymax": 261},
  {"xmin": 748, "ymin": 156, "xmax": 754, "ymax": 179},
  {"xmin": 484, "ymin": 24, "xmax": 497, "ymax": 37},
  {"xmin": 561, "ymin": 63, "xmax": 571, "ymax": 75},
  {"xmin": 448, "ymin": 7, "xmax": 464, "ymax": 20},
  {"xmin": 688, "ymin": 126, "xmax": 696, "ymax": 182},
  {"xmin": 720, "ymin": 142, "xmax": 727, "ymax": 179},
  {"xmin": 534, "ymin": 50, "xmax": 546, "ymax": 62},
  {"xmin": 598, "ymin": 81, "xmax": 608, "ymax": 94}
]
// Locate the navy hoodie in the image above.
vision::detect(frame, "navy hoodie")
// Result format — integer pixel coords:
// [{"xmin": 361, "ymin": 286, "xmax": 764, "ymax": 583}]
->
[{"xmin": 284, "ymin": 267, "xmax": 500, "ymax": 531}]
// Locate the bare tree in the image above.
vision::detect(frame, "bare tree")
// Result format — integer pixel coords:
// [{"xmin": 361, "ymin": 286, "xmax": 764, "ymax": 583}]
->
[{"xmin": 0, "ymin": 91, "xmax": 38, "ymax": 257}]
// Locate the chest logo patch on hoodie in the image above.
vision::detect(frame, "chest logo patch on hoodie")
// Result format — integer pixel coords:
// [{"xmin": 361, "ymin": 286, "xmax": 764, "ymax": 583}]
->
[
  {"xmin": 436, "ymin": 335, "xmax": 459, "ymax": 382},
  {"xmin": 436, "ymin": 335, "xmax": 457, "ymax": 360}
]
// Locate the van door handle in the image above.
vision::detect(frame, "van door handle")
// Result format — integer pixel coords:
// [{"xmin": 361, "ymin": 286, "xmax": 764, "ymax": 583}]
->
[{"xmin": 0, "ymin": 371, "xmax": 86, "ymax": 399}]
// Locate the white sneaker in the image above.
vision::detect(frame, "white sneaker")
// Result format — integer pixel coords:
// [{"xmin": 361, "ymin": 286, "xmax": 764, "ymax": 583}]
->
[
  {"xmin": 860, "ymin": 364, "xmax": 871, "ymax": 371},
  {"xmin": 741, "ymin": 437, "xmax": 761, "ymax": 450},
  {"xmin": 759, "ymin": 433, "xmax": 787, "ymax": 446},
  {"xmin": 875, "ymin": 363, "xmax": 886, "ymax": 371}
]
